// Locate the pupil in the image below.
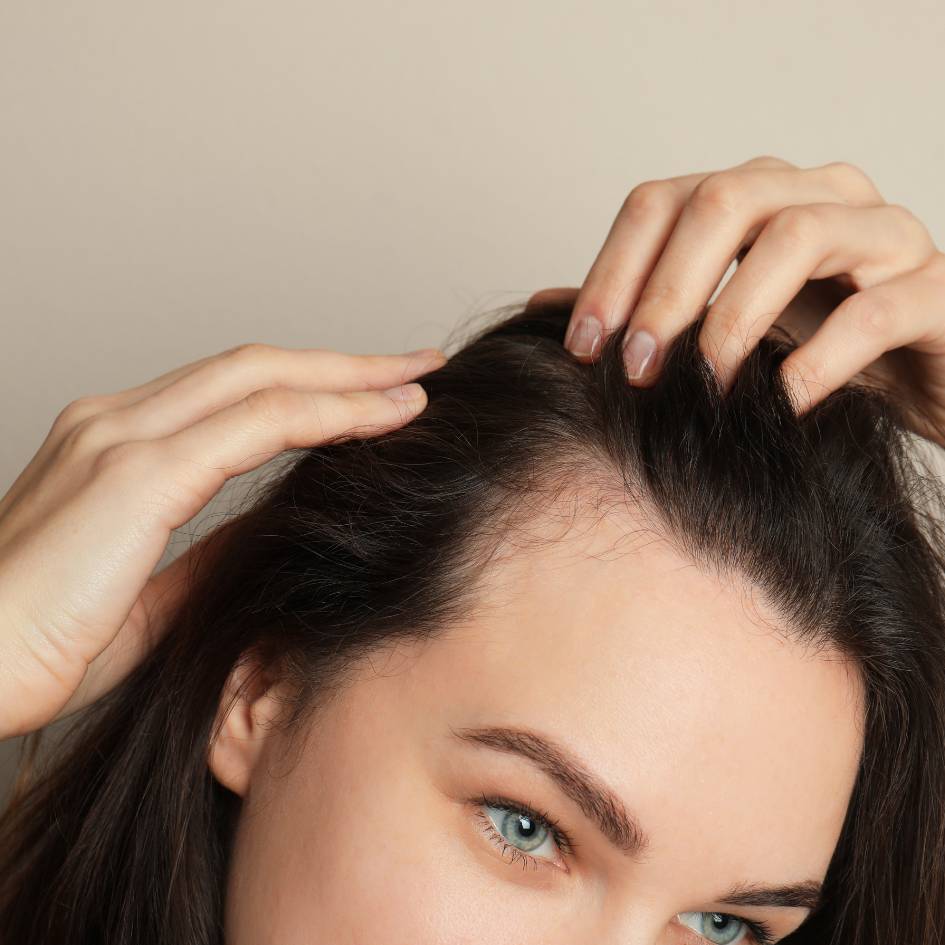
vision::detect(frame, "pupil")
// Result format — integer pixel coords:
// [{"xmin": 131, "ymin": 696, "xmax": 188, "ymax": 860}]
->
[
  {"xmin": 517, "ymin": 815, "xmax": 535, "ymax": 837},
  {"xmin": 710, "ymin": 915, "xmax": 730, "ymax": 929}
]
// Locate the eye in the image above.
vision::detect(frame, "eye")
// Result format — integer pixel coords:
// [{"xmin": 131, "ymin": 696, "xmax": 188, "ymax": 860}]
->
[
  {"xmin": 677, "ymin": 911, "xmax": 776, "ymax": 945},
  {"xmin": 470, "ymin": 798, "xmax": 776, "ymax": 945},
  {"xmin": 471, "ymin": 793, "xmax": 574, "ymax": 873}
]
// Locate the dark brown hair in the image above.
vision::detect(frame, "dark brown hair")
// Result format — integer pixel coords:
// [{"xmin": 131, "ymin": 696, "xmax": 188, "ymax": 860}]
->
[{"xmin": 2, "ymin": 296, "xmax": 945, "ymax": 944}]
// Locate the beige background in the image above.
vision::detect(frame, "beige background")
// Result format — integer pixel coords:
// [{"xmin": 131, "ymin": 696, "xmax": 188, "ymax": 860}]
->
[{"xmin": 2, "ymin": 0, "xmax": 945, "ymax": 796}]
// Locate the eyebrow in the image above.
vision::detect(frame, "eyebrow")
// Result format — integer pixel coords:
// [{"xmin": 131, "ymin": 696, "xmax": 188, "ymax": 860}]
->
[{"xmin": 449, "ymin": 724, "xmax": 825, "ymax": 913}]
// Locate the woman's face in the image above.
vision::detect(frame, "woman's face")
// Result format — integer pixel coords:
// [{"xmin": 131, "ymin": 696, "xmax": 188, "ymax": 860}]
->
[{"xmin": 212, "ymin": 501, "xmax": 865, "ymax": 945}]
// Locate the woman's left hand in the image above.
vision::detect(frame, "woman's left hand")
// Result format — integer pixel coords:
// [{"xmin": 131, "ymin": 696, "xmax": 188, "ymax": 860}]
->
[{"xmin": 533, "ymin": 155, "xmax": 945, "ymax": 448}]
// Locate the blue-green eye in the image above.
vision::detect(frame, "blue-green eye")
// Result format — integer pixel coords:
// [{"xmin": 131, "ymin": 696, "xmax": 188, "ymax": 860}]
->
[
  {"xmin": 483, "ymin": 802, "xmax": 557, "ymax": 859},
  {"xmin": 678, "ymin": 911, "xmax": 760, "ymax": 945},
  {"xmin": 471, "ymin": 794, "xmax": 575, "ymax": 873}
]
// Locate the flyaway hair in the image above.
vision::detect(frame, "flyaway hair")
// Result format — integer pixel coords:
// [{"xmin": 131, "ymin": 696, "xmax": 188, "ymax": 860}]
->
[{"xmin": 2, "ymin": 296, "xmax": 945, "ymax": 945}]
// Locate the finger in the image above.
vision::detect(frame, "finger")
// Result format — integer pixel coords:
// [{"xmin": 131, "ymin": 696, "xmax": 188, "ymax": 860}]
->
[
  {"xmin": 66, "ymin": 372, "xmax": 435, "ymax": 716},
  {"xmin": 75, "ymin": 344, "xmax": 448, "ymax": 452},
  {"xmin": 564, "ymin": 155, "xmax": 800, "ymax": 359},
  {"xmin": 0, "ymin": 383, "xmax": 430, "ymax": 735},
  {"xmin": 701, "ymin": 202, "xmax": 937, "ymax": 393},
  {"xmin": 2, "ymin": 346, "xmax": 446, "ymax": 511},
  {"xmin": 120, "ymin": 383, "xmax": 430, "ymax": 531},
  {"xmin": 616, "ymin": 163, "xmax": 884, "ymax": 384},
  {"xmin": 563, "ymin": 171, "xmax": 706, "ymax": 359},
  {"xmin": 778, "ymin": 259, "xmax": 945, "ymax": 417},
  {"xmin": 56, "ymin": 344, "xmax": 446, "ymax": 434},
  {"xmin": 0, "ymin": 358, "xmax": 221, "ymax": 516}
]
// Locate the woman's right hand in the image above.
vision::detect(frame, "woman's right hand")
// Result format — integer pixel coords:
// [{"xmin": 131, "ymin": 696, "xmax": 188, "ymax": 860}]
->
[{"xmin": 0, "ymin": 343, "xmax": 446, "ymax": 740}]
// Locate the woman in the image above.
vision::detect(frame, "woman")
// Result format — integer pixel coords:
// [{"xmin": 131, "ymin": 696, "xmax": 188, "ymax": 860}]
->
[{"xmin": 1, "ymin": 155, "xmax": 945, "ymax": 944}]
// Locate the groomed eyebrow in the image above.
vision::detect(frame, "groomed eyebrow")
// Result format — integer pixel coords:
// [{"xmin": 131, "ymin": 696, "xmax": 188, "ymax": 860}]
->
[{"xmin": 449, "ymin": 724, "xmax": 824, "ymax": 913}]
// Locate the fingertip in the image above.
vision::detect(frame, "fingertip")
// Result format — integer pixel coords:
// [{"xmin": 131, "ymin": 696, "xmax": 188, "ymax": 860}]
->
[
  {"xmin": 622, "ymin": 328, "xmax": 658, "ymax": 382},
  {"xmin": 383, "ymin": 382, "xmax": 426, "ymax": 404},
  {"xmin": 402, "ymin": 349, "xmax": 448, "ymax": 379},
  {"xmin": 379, "ymin": 383, "xmax": 427, "ymax": 427},
  {"xmin": 403, "ymin": 347, "xmax": 448, "ymax": 361},
  {"xmin": 566, "ymin": 315, "xmax": 604, "ymax": 360}
]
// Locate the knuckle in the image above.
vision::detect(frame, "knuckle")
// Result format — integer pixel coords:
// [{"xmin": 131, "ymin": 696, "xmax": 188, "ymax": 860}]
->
[
  {"xmin": 820, "ymin": 161, "xmax": 879, "ymax": 202},
  {"xmin": 705, "ymin": 301, "xmax": 743, "ymax": 346},
  {"xmin": 744, "ymin": 153, "xmax": 793, "ymax": 169},
  {"xmin": 91, "ymin": 440, "xmax": 157, "ymax": 479},
  {"xmin": 689, "ymin": 173, "xmax": 744, "ymax": 216},
  {"xmin": 336, "ymin": 388, "xmax": 391, "ymax": 427},
  {"xmin": 336, "ymin": 389, "xmax": 369, "ymax": 411},
  {"xmin": 637, "ymin": 278, "xmax": 684, "ymax": 313},
  {"xmin": 205, "ymin": 347, "xmax": 272, "ymax": 390},
  {"xmin": 823, "ymin": 160, "xmax": 864, "ymax": 179},
  {"xmin": 885, "ymin": 203, "xmax": 935, "ymax": 250},
  {"xmin": 788, "ymin": 354, "xmax": 826, "ymax": 397},
  {"xmin": 767, "ymin": 205, "xmax": 822, "ymax": 245},
  {"xmin": 51, "ymin": 395, "xmax": 106, "ymax": 434},
  {"xmin": 845, "ymin": 292, "xmax": 898, "ymax": 339},
  {"xmin": 622, "ymin": 179, "xmax": 676, "ymax": 216},
  {"xmin": 222, "ymin": 342, "xmax": 273, "ymax": 365},
  {"xmin": 884, "ymin": 201, "xmax": 917, "ymax": 227},
  {"xmin": 61, "ymin": 413, "xmax": 118, "ymax": 457},
  {"xmin": 338, "ymin": 389, "xmax": 384, "ymax": 417},
  {"xmin": 244, "ymin": 387, "xmax": 298, "ymax": 427},
  {"xmin": 923, "ymin": 250, "xmax": 945, "ymax": 284}
]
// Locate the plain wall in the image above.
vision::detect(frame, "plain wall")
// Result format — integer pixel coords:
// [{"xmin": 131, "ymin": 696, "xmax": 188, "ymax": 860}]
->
[{"xmin": 3, "ymin": 0, "xmax": 945, "ymax": 797}]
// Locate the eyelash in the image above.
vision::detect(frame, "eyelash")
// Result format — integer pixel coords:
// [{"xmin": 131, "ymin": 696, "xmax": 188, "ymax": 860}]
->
[
  {"xmin": 470, "ymin": 793, "xmax": 778, "ymax": 945},
  {"xmin": 471, "ymin": 792, "xmax": 576, "ymax": 871}
]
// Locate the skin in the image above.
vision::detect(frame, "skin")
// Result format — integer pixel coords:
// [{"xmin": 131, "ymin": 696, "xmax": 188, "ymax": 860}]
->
[
  {"xmin": 1, "ymin": 155, "xmax": 943, "ymax": 740},
  {"xmin": 558, "ymin": 155, "xmax": 945, "ymax": 448},
  {"xmin": 0, "ymin": 154, "xmax": 939, "ymax": 940},
  {"xmin": 0, "ymin": 346, "xmax": 447, "ymax": 738},
  {"xmin": 210, "ymin": 499, "xmax": 865, "ymax": 945}
]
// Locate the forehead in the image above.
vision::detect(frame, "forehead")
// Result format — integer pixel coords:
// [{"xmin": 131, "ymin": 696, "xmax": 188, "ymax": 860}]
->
[{"xmin": 376, "ymin": 496, "xmax": 866, "ymax": 882}]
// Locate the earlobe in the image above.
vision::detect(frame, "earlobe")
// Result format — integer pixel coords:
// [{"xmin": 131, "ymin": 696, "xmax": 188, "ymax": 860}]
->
[{"xmin": 207, "ymin": 656, "xmax": 283, "ymax": 798}]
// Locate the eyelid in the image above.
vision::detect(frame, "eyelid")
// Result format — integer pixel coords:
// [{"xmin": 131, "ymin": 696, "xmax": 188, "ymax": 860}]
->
[
  {"xmin": 468, "ymin": 795, "xmax": 777, "ymax": 945},
  {"xmin": 470, "ymin": 793, "xmax": 575, "ymax": 874},
  {"xmin": 675, "ymin": 912, "xmax": 778, "ymax": 945}
]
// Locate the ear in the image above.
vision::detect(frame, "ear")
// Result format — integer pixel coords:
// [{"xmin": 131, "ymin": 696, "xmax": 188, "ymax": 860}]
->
[{"xmin": 208, "ymin": 652, "xmax": 286, "ymax": 798}]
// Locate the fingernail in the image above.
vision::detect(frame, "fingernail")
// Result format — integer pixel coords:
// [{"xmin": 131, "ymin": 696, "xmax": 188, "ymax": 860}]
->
[
  {"xmin": 404, "ymin": 347, "xmax": 446, "ymax": 359},
  {"xmin": 404, "ymin": 348, "xmax": 447, "ymax": 377},
  {"xmin": 567, "ymin": 316, "xmax": 603, "ymax": 358},
  {"xmin": 623, "ymin": 329, "xmax": 657, "ymax": 380},
  {"xmin": 384, "ymin": 382, "xmax": 425, "ymax": 401}
]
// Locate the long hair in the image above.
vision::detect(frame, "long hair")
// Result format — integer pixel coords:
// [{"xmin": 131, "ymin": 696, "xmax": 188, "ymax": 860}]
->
[{"xmin": 2, "ymin": 296, "xmax": 945, "ymax": 944}]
